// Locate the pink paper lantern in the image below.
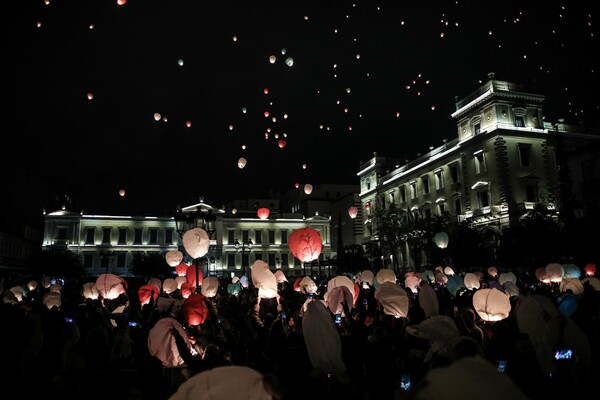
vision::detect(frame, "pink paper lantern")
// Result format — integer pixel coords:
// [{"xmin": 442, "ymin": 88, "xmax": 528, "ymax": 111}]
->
[
  {"xmin": 289, "ymin": 227, "xmax": 322, "ymax": 262},
  {"xmin": 165, "ymin": 250, "xmax": 183, "ymax": 267},
  {"xmin": 182, "ymin": 228, "xmax": 210, "ymax": 259},
  {"xmin": 584, "ymin": 263, "xmax": 596, "ymax": 277},
  {"xmin": 96, "ymin": 274, "xmax": 127, "ymax": 300},
  {"xmin": 348, "ymin": 206, "xmax": 358, "ymax": 219}
]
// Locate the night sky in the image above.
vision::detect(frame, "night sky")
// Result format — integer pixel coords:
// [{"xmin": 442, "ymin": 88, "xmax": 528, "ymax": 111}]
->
[{"xmin": 3, "ymin": 0, "xmax": 598, "ymax": 215}]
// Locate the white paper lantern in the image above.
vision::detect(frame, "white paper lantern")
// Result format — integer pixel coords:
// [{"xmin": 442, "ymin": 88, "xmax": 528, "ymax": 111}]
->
[
  {"xmin": 375, "ymin": 269, "xmax": 396, "ymax": 286},
  {"xmin": 433, "ymin": 231, "xmax": 449, "ymax": 249},
  {"xmin": 463, "ymin": 273, "xmax": 481, "ymax": 290},
  {"xmin": 443, "ymin": 266, "xmax": 455, "ymax": 276},
  {"xmin": 274, "ymin": 270, "xmax": 288, "ymax": 283},
  {"xmin": 299, "ymin": 276, "xmax": 318, "ymax": 294},
  {"xmin": 418, "ymin": 283, "xmax": 439, "ymax": 317},
  {"xmin": 503, "ymin": 281, "xmax": 520, "ymax": 297},
  {"xmin": 163, "ymin": 278, "xmax": 178, "ymax": 294},
  {"xmin": 251, "ymin": 260, "xmax": 278, "ymax": 299},
  {"xmin": 405, "ymin": 275, "xmax": 421, "ymax": 294},
  {"xmin": 348, "ymin": 206, "xmax": 358, "ymax": 219},
  {"xmin": 374, "ymin": 281, "xmax": 409, "ymax": 318},
  {"xmin": 27, "ymin": 280, "xmax": 38, "ymax": 291},
  {"xmin": 473, "ymin": 288, "xmax": 511, "ymax": 322},
  {"xmin": 361, "ymin": 270, "xmax": 374, "ymax": 286},
  {"xmin": 237, "ymin": 157, "xmax": 247, "ymax": 169},
  {"xmin": 175, "ymin": 276, "xmax": 187, "ymax": 289},
  {"xmin": 304, "ymin": 183, "xmax": 313, "ymax": 195},
  {"xmin": 487, "ymin": 266, "xmax": 498, "ymax": 277},
  {"xmin": 546, "ymin": 263, "xmax": 564, "ymax": 283},
  {"xmin": 96, "ymin": 274, "xmax": 127, "ymax": 300},
  {"xmin": 50, "ymin": 283, "xmax": 61, "ymax": 293},
  {"xmin": 182, "ymin": 228, "xmax": 210, "ymax": 259},
  {"xmin": 82, "ymin": 282, "xmax": 99, "ymax": 300},
  {"xmin": 325, "ymin": 285, "xmax": 353, "ymax": 315},
  {"xmin": 10, "ymin": 286, "xmax": 24, "ymax": 302},
  {"xmin": 560, "ymin": 278, "xmax": 584, "ymax": 295},
  {"xmin": 147, "ymin": 317, "xmax": 192, "ymax": 367},
  {"xmin": 498, "ymin": 272, "xmax": 517, "ymax": 286},
  {"xmin": 43, "ymin": 291, "xmax": 61, "ymax": 309},
  {"xmin": 201, "ymin": 277, "xmax": 219, "ymax": 297},
  {"xmin": 165, "ymin": 251, "xmax": 184, "ymax": 267}
]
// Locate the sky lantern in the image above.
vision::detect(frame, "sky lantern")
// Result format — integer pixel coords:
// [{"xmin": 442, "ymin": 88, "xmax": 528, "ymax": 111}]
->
[
  {"xmin": 289, "ymin": 227, "xmax": 322, "ymax": 262},
  {"xmin": 185, "ymin": 264, "xmax": 203, "ymax": 289},
  {"xmin": 163, "ymin": 278, "xmax": 177, "ymax": 294},
  {"xmin": 463, "ymin": 273, "xmax": 480, "ymax": 290},
  {"xmin": 375, "ymin": 269, "xmax": 396, "ymax": 286},
  {"xmin": 285, "ymin": 57, "xmax": 294, "ymax": 66},
  {"xmin": 148, "ymin": 317, "xmax": 193, "ymax": 367},
  {"xmin": 165, "ymin": 251, "xmax": 183, "ymax": 267},
  {"xmin": 119, "ymin": 189, "xmax": 125, "ymax": 197},
  {"xmin": 348, "ymin": 206, "xmax": 358, "ymax": 219},
  {"xmin": 274, "ymin": 270, "xmax": 287, "ymax": 282},
  {"xmin": 96, "ymin": 273, "xmax": 127, "ymax": 300},
  {"xmin": 472, "ymin": 288, "xmax": 511, "ymax": 322},
  {"xmin": 257, "ymin": 207, "xmax": 270, "ymax": 220},
  {"xmin": 251, "ymin": 260, "xmax": 278, "ymax": 299},
  {"xmin": 302, "ymin": 163, "xmax": 307, "ymax": 169},
  {"xmin": 231, "ymin": 208, "xmax": 237, "ymax": 215},
  {"xmin": 175, "ymin": 276, "xmax": 187, "ymax": 289},
  {"xmin": 487, "ymin": 266, "xmax": 498, "ymax": 277},
  {"xmin": 242, "ymin": 107, "xmax": 247, "ymax": 113},
  {"xmin": 374, "ymin": 282, "xmax": 409, "ymax": 318},
  {"xmin": 278, "ymin": 139, "xmax": 286, "ymax": 148},
  {"xmin": 153, "ymin": 113, "xmax": 161, "ymax": 121},
  {"xmin": 228, "ymin": 124, "xmax": 234, "ymax": 130},
  {"xmin": 87, "ymin": 92, "xmax": 94, "ymax": 100},
  {"xmin": 183, "ymin": 228, "xmax": 210, "ymax": 259},
  {"xmin": 232, "ymin": 35, "xmax": 238, "ymax": 41},
  {"xmin": 201, "ymin": 277, "xmax": 219, "ymax": 297},
  {"xmin": 264, "ymin": 111, "xmax": 270, "ymax": 118},
  {"xmin": 294, "ymin": 182, "xmax": 300, "ymax": 189},
  {"xmin": 269, "ymin": 55, "xmax": 276, "ymax": 64},
  {"xmin": 433, "ymin": 232, "xmax": 449, "ymax": 249},
  {"xmin": 304, "ymin": 183, "xmax": 313, "ymax": 195},
  {"xmin": 117, "ymin": 0, "xmax": 126, "ymax": 5},
  {"xmin": 237, "ymin": 157, "xmax": 247, "ymax": 169},
  {"xmin": 43, "ymin": 292, "xmax": 61, "ymax": 309},
  {"xmin": 186, "ymin": 120, "xmax": 192, "ymax": 128},
  {"xmin": 178, "ymin": 59, "xmax": 184, "ymax": 66},
  {"xmin": 175, "ymin": 262, "xmax": 188, "ymax": 276},
  {"xmin": 82, "ymin": 282, "xmax": 99, "ymax": 300},
  {"xmin": 546, "ymin": 263, "xmax": 564, "ymax": 283},
  {"xmin": 162, "ymin": 116, "xmax": 168, "ymax": 122},
  {"xmin": 584, "ymin": 263, "xmax": 596, "ymax": 276},
  {"xmin": 418, "ymin": 284, "xmax": 439, "ymax": 317},
  {"xmin": 263, "ymin": 88, "xmax": 269, "ymax": 94}
]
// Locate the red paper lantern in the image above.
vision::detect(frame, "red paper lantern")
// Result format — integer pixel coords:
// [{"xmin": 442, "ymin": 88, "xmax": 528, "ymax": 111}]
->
[
  {"xmin": 182, "ymin": 294, "xmax": 209, "ymax": 326},
  {"xmin": 257, "ymin": 207, "xmax": 270, "ymax": 220},
  {"xmin": 186, "ymin": 264, "xmax": 203, "ymax": 289},
  {"xmin": 278, "ymin": 139, "xmax": 287, "ymax": 148},
  {"xmin": 289, "ymin": 227, "xmax": 322, "ymax": 262},
  {"xmin": 585, "ymin": 263, "xmax": 596, "ymax": 277},
  {"xmin": 138, "ymin": 284, "xmax": 160, "ymax": 306},
  {"xmin": 175, "ymin": 263, "xmax": 189, "ymax": 277},
  {"xmin": 348, "ymin": 206, "xmax": 358, "ymax": 219}
]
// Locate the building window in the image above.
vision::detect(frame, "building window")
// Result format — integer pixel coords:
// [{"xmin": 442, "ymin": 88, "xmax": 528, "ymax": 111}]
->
[
  {"xmin": 366, "ymin": 178, "xmax": 371, "ymax": 190},
  {"xmin": 228, "ymin": 254, "xmax": 235, "ymax": 268},
  {"xmin": 242, "ymin": 230, "xmax": 250, "ymax": 243},
  {"xmin": 254, "ymin": 253, "xmax": 263, "ymax": 261},
  {"xmin": 379, "ymin": 194, "xmax": 386, "ymax": 209},
  {"xmin": 477, "ymin": 191, "xmax": 490, "ymax": 208},
  {"xmin": 228, "ymin": 230, "xmax": 235, "ymax": 245},
  {"xmin": 424, "ymin": 207, "xmax": 432, "ymax": 219},
  {"xmin": 57, "ymin": 227, "xmax": 68, "ymax": 241},
  {"xmin": 473, "ymin": 123, "xmax": 481, "ymax": 135},
  {"xmin": 454, "ymin": 198, "xmax": 462, "ymax": 215},
  {"xmin": 268, "ymin": 230, "xmax": 275, "ymax": 244},
  {"xmin": 399, "ymin": 186, "xmax": 406, "ymax": 203},
  {"xmin": 434, "ymin": 169, "xmax": 443, "ymax": 190},
  {"xmin": 410, "ymin": 181, "xmax": 417, "ymax": 199},
  {"xmin": 242, "ymin": 253, "xmax": 250, "ymax": 268},
  {"xmin": 515, "ymin": 116, "xmax": 525, "ymax": 127},
  {"xmin": 281, "ymin": 253, "xmax": 289, "ymax": 267},
  {"xmin": 449, "ymin": 164, "xmax": 459, "ymax": 184},
  {"xmin": 85, "ymin": 228, "xmax": 95, "ymax": 244},
  {"xmin": 165, "ymin": 229, "xmax": 173, "ymax": 245},
  {"xmin": 294, "ymin": 257, "xmax": 301, "ymax": 267},
  {"xmin": 422, "ymin": 175, "xmax": 430, "ymax": 195},
  {"xmin": 437, "ymin": 202, "xmax": 445, "ymax": 216},
  {"xmin": 518, "ymin": 143, "xmax": 531, "ymax": 167},
  {"xmin": 525, "ymin": 184, "xmax": 538, "ymax": 202},
  {"xmin": 389, "ymin": 191, "xmax": 395, "ymax": 204},
  {"xmin": 134, "ymin": 228, "xmax": 142, "ymax": 244},
  {"xmin": 116, "ymin": 253, "xmax": 126, "ymax": 268},
  {"xmin": 474, "ymin": 152, "xmax": 486, "ymax": 174},
  {"xmin": 118, "ymin": 228, "xmax": 127, "ymax": 245},
  {"xmin": 102, "ymin": 227, "xmax": 112, "ymax": 244},
  {"xmin": 254, "ymin": 230, "xmax": 262, "ymax": 245},
  {"xmin": 149, "ymin": 228, "xmax": 158, "ymax": 244},
  {"xmin": 84, "ymin": 253, "xmax": 93, "ymax": 269},
  {"xmin": 268, "ymin": 253, "xmax": 276, "ymax": 267},
  {"xmin": 281, "ymin": 230, "xmax": 288, "ymax": 244}
]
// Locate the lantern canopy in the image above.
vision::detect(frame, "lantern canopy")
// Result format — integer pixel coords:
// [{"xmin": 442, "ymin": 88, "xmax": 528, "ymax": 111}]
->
[
  {"xmin": 348, "ymin": 206, "xmax": 358, "ymax": 219},
  {"xmin": 375, "ymin": 269, "xmax": 396, "ymax": 286},
  {"xmin": 96, "ymin": 274, "xmax": 127, "ymax": 300},
  {"xmin": 182, "ymin": 228, "xmax": 210, "ymax": 259},
  {"xmin": 545, "ymin": 263, "xmax": 564, "ymax": 283},
  {"xmin": 237, "ymin": 157, "xmax": 247, "ymax": 169},
  {"xmin": 147, "ymin": 317, "xmax": 192, "ymax": 367},
  {"xmin": 289, "ymin": 227, "xmax": 322, "ymax": 262},
  {"xmin": 433, "ymin": 231, "xmax": 449, "ymax": 249},
  {"xmin": 274, "ymin": 270, "xmax": 288, "ymax": 283},
  {"xmin": 201, "ymin": 277, "xmax": 219, "ymax": 298},
  {"xmin": 472, "ymin": 288, "xmax": 511, "ymax": 322},
  {"xmin": 185, "ymin": 264, "xmax": 203, "ymax": 289},
  {"xmin": 175, "ymin": 276, "xmax": 187, "ymax": 289},
  {"xmin": 43, "ymin": 292, "xmax": 61, "ymax": 309},
  {"xmin": 463, "ymin": 273, "xmax": 480, "ymax": 290},
  {"xmin": 374, "ymin": 281, "xmax": 409, "ymax": 318},
  {"xmin": 138, "ymin": 284, "xmax": 160, "ymax": 306},
  {"xmin": 418, "ymin": 283, "xmax": 439, "ymax": 317},
  {"xmin": 163, "ymin": 278, "xmax": 178, "ymax": 294},
  {"xmin": 257, "ymin": 207, "xmax": 270, "ymax": 220},
  {"xmin": 304, "ymin": 183, "xmax": 313, "ymax": 195},
  {"xmin": 584, "ymin": 263, "xmax": 596, "ymax": 277},
  {"xmin": 251, "ymin": 260, "xmax": 278, "ymax": 299},
  {"xmin": 182, "ymin": 294, "xmax": 209, "ymax": 326},
  {"xmin": 82, "ymin": 282, "xmax": 99, "ymax": 300},
  {"xmin": 175, "ymin": 263, "xmax": 189, "ymax": 277},
  {"xmin": 165, "ymin": 251, "xmax": 183, "ymax": 267}
]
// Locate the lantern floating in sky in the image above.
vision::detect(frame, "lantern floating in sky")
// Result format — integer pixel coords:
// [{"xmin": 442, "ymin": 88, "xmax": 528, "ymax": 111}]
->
[
  {"xmin": 117, "ymin": 0, "xmax": 126, "ymax": 5},
  {"xmin": 228, "ymin": 124, "xmax": 234, "ymax": 130},
  {"xmin": 433, "ymin": 232, "xmax": 449, "ymax": 249},
  {"xmin": 304, "ymin": 184, "xmax": 313, "ymax": 195},
  {"xmin": 237, "ymin": 157, "xmax": 247, "ymax": 169},
  {"xmin": 302, "ymin": 163, "xmax": 307, "ymax": 169},
  {"xmin": 251, "ymin": 260, "xmax": 278, "ymax": 299},
  {"xmin": 269, "ymin": 55, "xmax": 276, "ymax": 64},
  {"xmin": 375, "ymin": 282, "xmax": 409, "ymax": 318},
  {"xmin": 96, "ymin": 274, "xmax": 127, "ymax": 300},
  {"xmin": 263, "ymin": 88, "xmax": 269, "ymax": 95},
  {"xmin": 163, "ymin": 278, "xmax": 177, "ymax": 294},
  {"xmin": 294, "ymin": 182, "xmax": 300, "ymax": 189},
  {"xmin": 264, "ymin": 111, "xmax": 270, "ymax": 118},
  {"xmin": 278, "ymin": 139, "xmax": 286, "ymax": 148},
  {"xmin": 165, "ymin": 250, "xmax": 183, "ymax": 267},
  {"xmin": 178, "ymin": 59, "xmax": 184, "ymax": 66},
  {"xmin": 182, "ymin": 228, "xmax": 210, "ymax": 259},
  {"xmin": 257, "ymin": 207, "xmax": 270, "ymax": 220},
  {"xmin": 232, "ymin": 35, "xmax": 238, "ymax": 42},
  {"xmin": 281, "ymin": 48, "xmax": 287, "ymax": 55},
  {"xmin": 231, "ymin": 208, "xmax": 237, "ymax": 215},
  {"xmin": 87, "ymin": 92, "xmax": 94, "ymax": 100},
  {"xmin": 289, "ymin": 227, "xmax": 322, "ymax": 263},
  {"xmin": 82, "ymin": 282, "xmax": 99, "ymax": 300},
  {"xmin": 118, "ymin": 189, "xmax": 125, "ymax": 197},
  {"xmin": 546, "ymin": 263, "xmax": 564, "ymax": 283},
  {"xmin": 348, "ymin": 206, "xmax": 358, "ymax": 219},
  {"xmin": 285, "ymin": 57, "xmax": 294, "ymax": 66},
  {"xmin": 186, "ymin": 121, "xmax": 192, "ymax": 128},
  {"xmin": 175, "ymin": 263, "xmax": 189, "ymax": 277},
  {"xmin": 201, "ymin": 277, "xmax": 219, "ymax": 298},
  {"xmin": 242, "ymin": 107, "xmax": 247, "ymax": 113},
  {"xmin": 153, "ymin": 113, "xmax": 161, "ymax": 121}
]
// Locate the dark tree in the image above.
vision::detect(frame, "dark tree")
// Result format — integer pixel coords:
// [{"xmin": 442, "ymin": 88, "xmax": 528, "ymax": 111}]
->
[
  {"xmin": 130, "ymin": 252, "xmax": 173, "ymax": 279},
  {"xmin": 29, "ymin": 245, "xmax": 85, "ymax": 278}
]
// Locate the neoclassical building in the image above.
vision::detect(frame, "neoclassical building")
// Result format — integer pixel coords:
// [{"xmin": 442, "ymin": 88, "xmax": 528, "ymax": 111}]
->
[{"xmin": 358, "ymin": 74, "xmax": 600, "ymax": 270}]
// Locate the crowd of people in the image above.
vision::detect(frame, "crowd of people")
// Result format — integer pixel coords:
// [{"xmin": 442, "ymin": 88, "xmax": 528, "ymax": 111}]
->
[{"xmin": 1, "ymin": 263, "xmax": 598, "ymax": 400}]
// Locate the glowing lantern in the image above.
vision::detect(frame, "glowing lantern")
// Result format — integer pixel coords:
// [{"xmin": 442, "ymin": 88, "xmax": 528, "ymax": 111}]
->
[
  {"xmin": 375, "ymin": 269, "xmax": 396, "ymax": 286},
  {"xmin": 10, "ymin": 286, "xmax": 24, "ymax": 302},
  {"xmin": 227, "ymin": 282, "xmax": 241, "ymax": 296},
  {"xmin": 503, "ymin": 281, "xmax": 520, "ymax": 297},
  {"xmin": 175, "ymin": 276, "xmax": 187, "ymax": 289},
  {"xmin": 82, "ymin": 282, "xmax": 99, "ymax": 300},
  {"xmin": 278, "ymin": 139, "xmax": 286, "ymax": 148},
  {"xmin": 302, "ymin": 163, "xmax": 307, "ymax": 169},
  {"xmin": 274, "ymin": 270, "xmax": 288, "ymax": 283},
  {"xmin": 117, "ymin": 0, "xmax": 126, "ymax": 5},
  {"xmin": 446, "ymin": 275, "xmax": 465, "ymax": 296},
  {"xmin": 285, "ymin": 57, "xmax": 294, "ymax": 66},
  {"xmin": 251, "ymin": 260, "xmax": 278, "ymax": 299},
  {"xmin": 238, "ymin": 157, "xmax": 247, "ymax": 169},
  {"xmin": 435, "ymin": 272, "xmax": 448, "ymax": 285},
  {"xmin": 545, "ymin": 263, "xmax": 564, "ymax": 283},
  {"xmin": 472, "ymin": 288, "xmax": 511, "ymax": 322},
  {"xmin": 326, "ymin": 275, "xmax": 356, "ymax": 306},
  {"xmin": 87, "ymin": 92, "xmax": 94, "ymax": 100},
  {"xmin": 182, "ymin": 294, "xmax": 209, "ymax": 326},
  {"xmin": 42, "ymin": 276, "xmax": 51, "ymax": 289},
  {"xmin": 27, "ymin": 280, "xmax": 38, "ymax": 291},
  {"xmin": 289, "ymin": 227, "xmax": 322, "ymax": 262},
  {"xmin": 185, "ymin": 264, "xmax": 203, "ymax": 289},
  {"xmin": 242, "ymin": 107, "xmax": 247, "ymax": 113},
  {"xmin": 325, "ymin": 285, "xmax": 353, "ymax": 315},
  {"xmin": 562, "ymin": 263, "xmax": 581, "ymax": 279},
  {"xmin": 361, "ymin": 270, "xmax": 374, "ymax": 286},
  {"xmin": 239, "ymin": 276, "xmax": 249, "ymax": 288},
  {"xmin": 581, "ymin": 277, "xmax": 600, "ymax": 291},
  {"xmin": 463, "ymin": 273, "xmax": 480, "ymax": 290},
  {"xmin": 443, "ymin": 266, "xmax": 455, "ymax": 276},
  {"xmin": 178, "ymin": 59, "xmax": 184, "ymax": 66},
  {"xmin": 96, "ymin": 274, "xmax": 127, "ymax": 300},
  {"xmin": 163, "ymin": 278, "xmax": 177, "ymax": 294},
  {"xmin": 348, "ymin": 206, "xmax": 358, "ymax": 219},
  {"xmin": 269, "ymin": 55, "xmax": 276, "ymax": 64},
  {"xmin": 405, "ymin": 275, "xmax": 420, "ymax": 294},
  {"xmin": 119, "ymin": 189, "xmax": 125, "ymax": 197},
  {"xmin": 418, "ymin": 283, "xmax": 439, "ymax": 317},
  {"xmin": 257, "ymin": 207, "xmax": 270, "ymax": 220},
  {"xmin": 165, "ymin": 250, "xmax": 183, "ymax": 267},
  {"xmin": 231, "ymin": 208, "xmax": 237, "ymax": 214},
  {"xmin": 50, "ymin": 283, "xmax": 61, "ymax": 293},
  {"xmin": 138, "ymin": 284, "xmax": 160, "ymax": 306},
  {"xmin": 148, "ymin": 317, "xmax": 193, "ymax": 367},
  {"xmin": 584, "ymin": 263, "xmax": 596, "ymax": 277},
  {"xmin": 264, "ymin": 111, "xmax": 270, "ymax": 118},
  {"xmin": 421, "ymin": 270, "xmax": 435, "ymax": 283},
  {"xmin": 175, "ymin": 263, "xmax": 189, "ymax": 276},
  {"xmin": 148, "ymin": 278, "xmax": 162, "ymax": 292},
  {"xmin": 153, "ymin": 113, "xmax": 161, "ymax": 121},
  {"xmin": 299, "ymin": 276, "xmax": 317, "ymax": 294},
  {"xmin": 263, "ymin": 88, "xmax": 269, "ymax": 94},
  {"xmin": 498, "ymin": 272, "xmax": 517, "ymax": 286},
  {"xmin": 201, "ymin": 277, "xmax": 219, "ymax": 297},
  {"xmin": 433, "ymin": 232, "xmax": 449, "ymax": 249},
  {"xmin": 374, "ymin": 282, "xmax": 409, "ymax": 318},
  {"xmin": 304, "ymin": 184, "xmax": 313, "ymax": 195},
  {"xmin": 180, "ymin": 282, "xmax": 192, "ymax": 299},
  {"xmin": 560, "ymin": 278, "xmax": 584, "ymax": 295},
  {"xmin": 43, "ymin": 292, "xmax": 61, "ymax": 309},
  {"xmin": 186, "ymin": 120, "xmax": 192, "ymax": 128},
  {"xmin": 182, "ymin": 228, "xmax": 210, "ymax": 259},
  {"xmin": 294, "ymin": 182, "xmax": 300, "ymax": 189},
  {"xmin": 535, "ymin": 267, "xmax": 549, "ymax": 283},
  {"xmin": 487, "ymin": 266, "xmax": 498, "ymax": 277}
]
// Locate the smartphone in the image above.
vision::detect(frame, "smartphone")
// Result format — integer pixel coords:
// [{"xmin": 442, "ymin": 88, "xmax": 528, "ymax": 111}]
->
[
  {"xmin": 64, "ymin": 317, "xmax": 73, "ymax": 324},
  {"xmin": 363, "ymin": 298, "xmax": 368, "ymax": 305},
  {"xmin": 400, "ymin": 374, "xmax": 411, "ymax": 391},
  {"xmin": 128, "ymin": 321, "xmax": 138, "ymax": 327},
  {"xmin": 335, "ymin": 313, "xmax": 342, "ymax": 324},
  {"xmin": 279, "ymin": 311, "xmax": 287, "ymax": 319},
  {"xmin": 555, "ymin": 349, "xmax": 573, "ymax": 360},
  {"xmin": 497, "ymin": 360, "xmax": 507, "ymax": 373}
]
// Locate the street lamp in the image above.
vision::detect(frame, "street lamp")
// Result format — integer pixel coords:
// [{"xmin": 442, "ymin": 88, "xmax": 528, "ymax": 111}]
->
[{"xmin": 234, "ymin": 238, "xmax": 253, "ymax": 276}]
